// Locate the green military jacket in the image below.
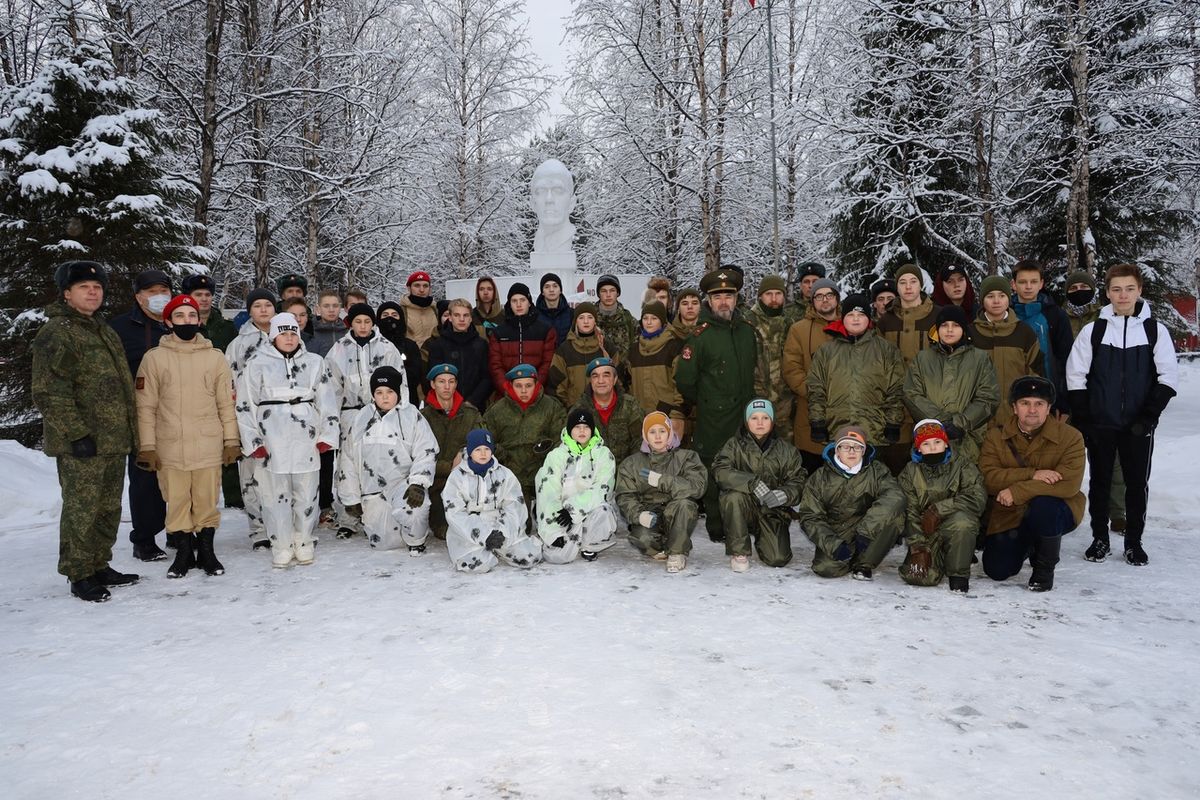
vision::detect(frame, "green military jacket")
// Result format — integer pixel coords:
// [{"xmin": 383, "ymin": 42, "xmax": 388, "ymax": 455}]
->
[
  {"xmin": 902, "ymin": 338, "xmax": 1000, "ymax": 462},
  {"xmin": 615, "ymin": 446, "xmax": 708, "ymax": 520},
  {"xmin": 420, "ymin": 393, "xmax": 484, "ymax": 482},
  {"xmin": 805, "ymin": 326, "xmax": 905, "ymax": 445},
  {"xmin": 712, "ymin": 427, "xmax": 807, "ymax": 503},
  {"xmin": 482, "ymin": 387, "xmax": 566, "ymax": 490},
  {"xmin": 595, "ymin": 303, "xmax": 637, "ymax": 361},
  {"xmin": 674, "ymin": 308, "xmax": 758, "ymax": 460},
  {"xmin": 203, "ymin": 312, "xmax": 238, "ymax": 352},
  {"xmin": 896, "ymin": 454, "xmax": 987, "ymax": 546},
  {"xmin": 580, "ymin": 386, "xmax": 646, "ymax": 464},
  {"xmin": 797, "ymin": 448, "xmax": 906, "ymax": 555},
  {"xmin": 747, "ymin": 301, "xmax": 795, "ymax": 436},
  {"xmin": 31, "ymin": 302, "xmax": 137, "ymax": 457}
]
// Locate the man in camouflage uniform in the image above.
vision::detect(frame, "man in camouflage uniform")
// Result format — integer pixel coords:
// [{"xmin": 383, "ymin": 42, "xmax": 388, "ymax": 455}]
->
[
  {"xmin": 32, "ymin": 261, "xmax": 140, "ymax": 602},
  {"xmin": 482, "ymin": 363, "xmax": 567, "ymax": 508},
  {"xmin": 594, "ymin": 274, "xmax": 637, "ymax": 362},
  {"xmin": 674, "ymin": 267, "xmax": 758, "ymax": 542},
  {"xmin": 747, "ymin": 274, "xmax": 795, "ymax": 442}
]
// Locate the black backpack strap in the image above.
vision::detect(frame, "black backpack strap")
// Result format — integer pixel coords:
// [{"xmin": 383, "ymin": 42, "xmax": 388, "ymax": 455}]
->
[{"xmin": 1090, "ymin": 317, "xmax": 1107, "ymax": 354}]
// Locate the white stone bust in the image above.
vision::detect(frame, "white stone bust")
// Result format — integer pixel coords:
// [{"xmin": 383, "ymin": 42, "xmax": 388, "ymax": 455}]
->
[{"xmin": 530, "ymin": 159, "xmax": 577, "ymax": 255}]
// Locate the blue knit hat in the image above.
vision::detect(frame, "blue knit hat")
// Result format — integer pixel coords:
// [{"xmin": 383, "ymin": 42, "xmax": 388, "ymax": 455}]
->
[
  {"xmin": 745, "ymin": 398, "xmax": 775, "ymax": 422},
  {"xmin": 466, "ymin": 429, "xmax": 494, "ymax": 454}
]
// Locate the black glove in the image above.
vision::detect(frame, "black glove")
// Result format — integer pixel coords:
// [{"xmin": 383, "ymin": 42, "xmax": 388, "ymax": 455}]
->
[
  {"xmin": 810, "ymin": 420, "xmax": 829, "ymax": 443},
  {"xmin": 942, "ymin": 422, "xmax": 963, "ymax": 441},
  {"xmin": 532, "ymin": 439, "xmax": 554, "ymax": 454},
  {"xmin": 1129, "ymin": 416, "xmax": 1157, "ymax": 437},
  {"xmin": 404, "ymin": 484, "xmax": 425, "ymax": 508},
  {"xmin": 550, "ymin": 536, "xmax": 566, "ymax": 548},
  {"xmin": 1141, "ymin": 383, "xmax": 1177, "ymax": 420},
  {"xmin": 70, "ymin": 436, "xmax": 97, "ymax": 459},
  {"xmin": 883, "ymin": 424, "xmax": 900, "ymax": 444},
  {"xmin": 485, "ymin": 530, "xmax": 505, "ymax": 551},
  {"xmin": 553, "ymin": 508, "xmax": 573, "ymax": 528}
]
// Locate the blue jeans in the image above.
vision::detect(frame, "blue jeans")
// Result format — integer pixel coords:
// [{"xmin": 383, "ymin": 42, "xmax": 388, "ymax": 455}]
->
[{"xmin": 983, "ymin": 496, "xmax": 1075, "ymax": 581}]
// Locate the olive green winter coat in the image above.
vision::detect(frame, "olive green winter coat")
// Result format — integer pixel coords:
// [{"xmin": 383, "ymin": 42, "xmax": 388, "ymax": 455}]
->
[
  {"xmin": 713, "ymin": 427, "xmax": 808, "ymax": 565},
  {"xmin": 32, "ymin": 302, "xmax": 138, "ymax": 458},
  {"xmin": 970, "ymin": 312, "xmax": 1042, "ymax": 426},
  {"xmin": 805, "ymin": 326, "xmax": 905, "ymax": 446},
  {"xmin": 615, "ymin": 445, "xmax": 708, "ymax": 555},
  {"xmin": 902, "ymin": 338, "xmax": 1000, "ymax": 463},
  {"xmin": 897, "ymin": 453, "xmax": 987, "ymax": 584},
  {"xmin": 747, "ymin": 301, "xmax": 795, "ymax": 441},
  {"xmin": 797, "ymin": 446, "xmax": 906, "ymax": 577},
  {"xmin": 877, "ymin": 296, "xmax": 940, "ymax": 366},
  {"xmin": 203, "ymin": 312, "xmax": 238, "ymax": 352},
  {"xmin": 482, "ymin": 387, "xmax": 566, "ymax": 493},
  {"xmin": 674, "ymin": 308, "xmax": 759, "ymax": 461}
]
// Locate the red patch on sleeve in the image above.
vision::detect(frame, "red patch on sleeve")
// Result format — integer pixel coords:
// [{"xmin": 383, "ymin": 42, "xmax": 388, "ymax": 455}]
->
[
  {"xmin": 681, "ymin": 346, "xmax": 692, "ymax": 360},
  {"xmin": 136, "ymin": 377, "xmax": 145, "ymax": 390}
]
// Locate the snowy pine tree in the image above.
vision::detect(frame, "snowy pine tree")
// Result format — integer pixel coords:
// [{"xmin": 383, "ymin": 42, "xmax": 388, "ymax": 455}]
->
[{"xmin": 0, "ymin": 3, "xmax": 196, "ymax": 443}]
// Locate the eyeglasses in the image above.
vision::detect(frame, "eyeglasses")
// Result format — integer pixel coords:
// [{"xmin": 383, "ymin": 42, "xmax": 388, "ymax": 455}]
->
[
  {"xmin": 836, "ymin": 443, "xmax": 865, "ymax": 453},
  {"xmin": 813, "ymin": 291, "xmax": 837, "ymax": 300}
]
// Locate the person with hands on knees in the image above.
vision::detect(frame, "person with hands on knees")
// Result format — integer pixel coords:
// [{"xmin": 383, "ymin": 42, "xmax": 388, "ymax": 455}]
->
[
  {"xmin": 444, "ymin": 429, "xmax": 542, "ymax": 573},
  {"xmin": 797, "ymin": 425, "xmax": 905, "ymax": 580},
  {"xmin": 897, "ymin": 419, "xmax": 987, "ymax": 593},
  {"xmin": 1066, "ymin": 263, "xmax": 1179, "ymax": 567},
  {"xmin": 236, "ymin": 312, "xmax": 339, "ymax": 568},
  {"xmin": 338, "ymin": 365, "xmax": 439, "ymax": 557},
  {"xmin": 979, "ymin": 376, "xmax": 1085, "ymax": 591},
  {"xmin": 32, "ymin": 261, "xmax": 141, "ymax": 602},
  {"xmin": 712, "ymin": 398, "xmax": 808, "ymax": 572},
  {"xmin": 534, "ymin": 408, "xmax": 619, "ymax": 563},
  {"xmin": 420, "ymin": 363, "xmax": 484, "ymax": 538},
  {"xmin": 482, "ymin": 363, "xmax": 566, "ymax": 510},
  {"xmin": 615, "ymin": 412, "xmax": 708, "ymax": 573},
  {"xmin": 136, "ymin": 294, "xmax": 240, "ymax": 579}
]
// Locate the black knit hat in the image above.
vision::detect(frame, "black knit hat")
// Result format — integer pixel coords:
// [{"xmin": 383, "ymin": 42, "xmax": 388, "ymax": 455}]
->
[
  {"xmin": 181, "ymin": 274, "xmax": 217, "ymax": 294},
  {"xmin": 376, "ymin": 300, "xmax": 404, "ymax": 324},
  {"xmin": 55, "ymin": 261, "xmax": 107, "ymax": 292},
  {"xmin": 841, "ymin": 293, "xmax": 872, "ymax": 318},
  {"xmin": 507, "ymin": 282, "xmax": 532, "ymax": 302},
  {"xmin": 1009, "ymin": 375, "xmax": 1056, "ymax": 405},
  {"xmin": 370, "ymin": 365, "xmax": 405, "ymax": 395},
  {"xmin": 936, "ymin": 304, "xmax": 969, "ymax": 330},
  {"xmin": 567, "ymin": 407, "xmax": 595, "ymax": 435},
  {"xmin": 346, "ymin": 302, "xmax": 376, "ymax": 325},
  {"xmin": 540, "ymin": 272, "xmax": 562, "ymax": 291},
  {"xmin": 597, "ymin": 274, "xmax": 621, "ymax": 293},
  {"xmin": 245, "ymin": 287, "xmax": 277, "ymax": 311}
]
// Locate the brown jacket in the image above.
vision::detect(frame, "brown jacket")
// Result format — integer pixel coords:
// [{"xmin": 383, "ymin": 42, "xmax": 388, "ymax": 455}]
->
[
  {"xmin": 136, "ymin": 334, "xmax": 239, "ymax": 470},
  {"xmin": 400, "ymin": 294, "xmax": 439, "ymax": 347},
  {"xmin": 781, "ymin": 304, "xmax": 836, "ymax": 454},
  {"xmin": 978, "ymin": 415, "xmax": 1085, "ymax": 534}
]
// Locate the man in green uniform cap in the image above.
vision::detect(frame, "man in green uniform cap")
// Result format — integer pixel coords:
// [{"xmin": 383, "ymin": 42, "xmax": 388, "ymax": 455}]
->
[
  {"xmin": 674, "ymin": 266, "xmax": 758, "ymax": 542},
  {"xmin": 32, "ymin": 261, "xmax": 140, "ymax": 602}
]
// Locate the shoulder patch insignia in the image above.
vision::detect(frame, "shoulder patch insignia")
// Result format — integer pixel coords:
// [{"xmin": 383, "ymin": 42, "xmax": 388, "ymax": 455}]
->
[
  {"xmin": 680, "ymin": 346, "xmax": 693, "ymax": 360},
  {"xmin": 692, "ymin": 323, "xmax": 708, "ymax": 337},
  {"xmin": 136, "ymin": 377, "xmax": 145, "ymax": 390}
]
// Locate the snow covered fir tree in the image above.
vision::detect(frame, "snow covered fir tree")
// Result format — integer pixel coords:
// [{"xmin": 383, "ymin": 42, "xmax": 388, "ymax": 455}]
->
[{"xmin": 0, "ymin": 2, "xmax": 196, "ymax": 442}]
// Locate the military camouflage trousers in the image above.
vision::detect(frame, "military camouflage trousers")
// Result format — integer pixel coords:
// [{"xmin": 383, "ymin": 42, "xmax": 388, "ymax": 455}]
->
[{"xmin": 57, "ymin": 454, "xmax": 125, "ymax": 581}]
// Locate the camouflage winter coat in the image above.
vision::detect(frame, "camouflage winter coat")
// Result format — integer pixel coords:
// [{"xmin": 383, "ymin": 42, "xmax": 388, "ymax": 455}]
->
[
  {"xmin": 31, "ymin": 302, "xmax": 137, "ymax": 458},
  {"xmin": 482, "ymin": 385, "xmax": 566, "ymax": 491},
  {"xmin": 579, "ymin": 386, "xmax": 647, "ymax": 464},
  {"xmin": 595, "ymin": 302, "xmax": 637, "ymax": 361},
  {"xmin": 747, "ymin": 301, "xmax": 795, "ymax": 440},
  {"xmin": 902, "ymin": 337, "xmax": 1000, "ymax": 463},
  {"xmin": 420, "ymin": 392, "xmax": 484, "ymax": 482}
]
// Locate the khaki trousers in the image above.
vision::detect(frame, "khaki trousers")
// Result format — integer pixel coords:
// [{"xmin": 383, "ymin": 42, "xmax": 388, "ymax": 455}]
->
[{"xmin": 157, "ymin": 466, "xmax": 222, "ymax": 532}]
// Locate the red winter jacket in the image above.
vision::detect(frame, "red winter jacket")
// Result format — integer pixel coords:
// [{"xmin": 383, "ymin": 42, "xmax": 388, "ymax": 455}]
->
[{"xmin": 488, "ymin": 304, "xmax": 558, "ymax": 390}]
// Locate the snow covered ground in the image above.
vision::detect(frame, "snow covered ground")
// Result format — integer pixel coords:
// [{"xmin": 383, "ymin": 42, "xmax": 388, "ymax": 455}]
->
[{"xmin": 3, "ymin": 366, "xmax": 1199, "ymax": 799}]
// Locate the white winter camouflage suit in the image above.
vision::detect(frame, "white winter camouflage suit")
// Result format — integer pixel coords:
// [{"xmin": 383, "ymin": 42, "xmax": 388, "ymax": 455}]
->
[
  {"xmin": 443, "ymin": 457, "xmax": 541, "ymax": 572},
  {"xmin": 227, "ymin": 321, "xmax": 271, "ymax": 541},
  {"xmin": 236, "ymin": 342, "xmax": 339, "ymax": 559},
  {"xmin": 534, "ymin": 429, "xmax": 618, "ymax": 563},
  {"xmin": 338, "ymin": 402, "xmax": 438, "ymax": 550},
  {"xmin": 324, "ymin": 329, "xmax": 407, "ymax": 531}
]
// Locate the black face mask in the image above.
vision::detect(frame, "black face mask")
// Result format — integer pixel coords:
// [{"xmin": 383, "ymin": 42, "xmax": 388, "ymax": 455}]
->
[
  {"xmin": 1067, "ymin": 288, "xmax": 1095, "ymax": 307},
  {"xmin": 917, "ymin": 449, "xmax": 950, "ymax": 465},
  {"xmin": 407, "ymin": 294, "xmax": 433, "ymax": 308},
  {"xmin": 379, "ymin": 317, "xmax": 404, "ymax": 338},
  {"xmin": 172, "ymin": 324, "xmax": 201, "ymax": 341}
]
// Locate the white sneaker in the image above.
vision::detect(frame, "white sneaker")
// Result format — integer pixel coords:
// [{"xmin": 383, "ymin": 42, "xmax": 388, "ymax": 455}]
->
[
  {"xmin": 666, "ymin": 554, "xmax": 686, "ymax": 573},
  {"xmin": 271, "ymin": 542, "xmax": 295, "ymax": 569},
  {"xmin": 731, "ymin": 555, "xmax": 750, "ymax": 573},
  {"xmin": 295, "ymin": 540, "xmax": 315, "ymax": 566}
]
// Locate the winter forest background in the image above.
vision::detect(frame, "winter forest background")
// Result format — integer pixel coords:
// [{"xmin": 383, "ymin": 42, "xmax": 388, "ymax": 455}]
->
[{"xmin": 2, "ymin": 0, "xmax": 1199, "ymax": 440}]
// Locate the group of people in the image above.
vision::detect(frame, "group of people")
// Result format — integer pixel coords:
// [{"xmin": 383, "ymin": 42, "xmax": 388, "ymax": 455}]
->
[{"xmin": 32, "ymin": 257, "xmax": 1178, "ymax": 602}]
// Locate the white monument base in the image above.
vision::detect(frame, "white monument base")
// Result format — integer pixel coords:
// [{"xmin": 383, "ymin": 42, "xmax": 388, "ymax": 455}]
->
[{"xmin": 530, "ymin": 251, "xmax": 577, "ymax": 273}]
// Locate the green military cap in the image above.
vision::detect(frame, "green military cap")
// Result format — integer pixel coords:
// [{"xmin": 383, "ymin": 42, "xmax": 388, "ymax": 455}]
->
[{"xmin": 700, "ymin": 268, "xmax": 743, "ymax": 295}]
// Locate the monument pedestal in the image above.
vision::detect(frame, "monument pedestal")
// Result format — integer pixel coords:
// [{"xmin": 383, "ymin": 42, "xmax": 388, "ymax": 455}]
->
[{"xmin": 530, "ymin": 251, "xmax": 577, "ymax": 273}]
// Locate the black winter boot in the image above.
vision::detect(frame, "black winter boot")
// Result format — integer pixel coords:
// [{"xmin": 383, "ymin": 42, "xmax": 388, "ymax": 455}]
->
[
  {"xmin": 133, "ymin": 540, "xmax": 167, "ymax": 562},
  {"xmin": 948, "ymin": 576, "xmax": 969, "ymax": 594},
  {"xmin": 196, "ymin": 528, "xmax": 225, "ymax": 576},
  {"xmin": 1028, "ymin": 534, "xmax": 1062, "ymax": 592},
  {"xmin": 167, "ymin": 533, "xmax": 195, "ymax": 578},
  {"xmin": 92, "ymin": 566, "xmax": 139, "ymax": 586},
  {"xmin": 70, "ymin": 577, "xmax": 111, "ymax": 602},
  {"xmin": 166, "ymin": 532, "xmax": 180, "ymax": 550}
]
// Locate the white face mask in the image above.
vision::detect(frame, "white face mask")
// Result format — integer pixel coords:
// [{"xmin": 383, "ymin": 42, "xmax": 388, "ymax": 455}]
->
[{"xmin": 147, "ymin": 295, "xmax": 170, "ymax": 314}]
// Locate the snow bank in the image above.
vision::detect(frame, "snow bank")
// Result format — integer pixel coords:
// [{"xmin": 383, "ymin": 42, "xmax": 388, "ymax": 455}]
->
[{"xmin": 0, "ymin": 439, "xmax": 60, "ymax": 527}]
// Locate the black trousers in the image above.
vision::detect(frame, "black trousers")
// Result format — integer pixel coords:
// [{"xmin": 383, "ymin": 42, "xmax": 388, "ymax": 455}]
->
[
  {"xmin": 1084, "ymin": 426, "xmax": 1154, "ymax": 544},
  {"xmin": 983, "ymin": 496, "xmax": 1075, "ymax": 581},
  {"xmin": 318, "ymin": 449, "xmax": 335, "ymax": 509},
  {"xmin": 125, "ymin": 453, "xmax": 166, "ymax": 545}
]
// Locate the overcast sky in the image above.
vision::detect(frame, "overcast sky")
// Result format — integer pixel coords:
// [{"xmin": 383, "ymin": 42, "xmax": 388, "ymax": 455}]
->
[{"xmin": 522, "ymin": 0, "xmax": 573, "ymax": 124}]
